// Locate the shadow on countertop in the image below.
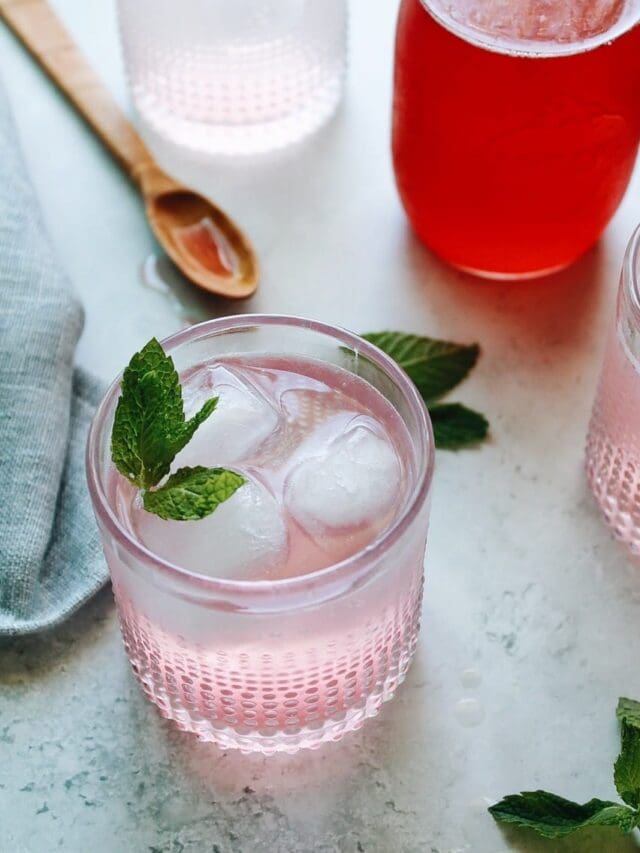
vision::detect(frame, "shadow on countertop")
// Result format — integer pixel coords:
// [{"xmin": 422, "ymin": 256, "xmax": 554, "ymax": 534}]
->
[{"xmin": 0, "ymin": 584, "xmax": 115, "ymax": 683}]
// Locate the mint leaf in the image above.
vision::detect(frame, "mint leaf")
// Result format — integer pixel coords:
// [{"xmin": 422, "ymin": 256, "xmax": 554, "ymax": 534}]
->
[
  {"xmin": 111, "ymin": 338, "xmax": 217, "ymax": 489},
  {"xmin": 489, "ymin": 792, "xmax": 638, "ymax": 838},
  {"xmin": 429, "ymin": 403, "xmax": 489, "ymax": 450},
  {"xmin": 615, "ymin": 721, "xmax": 640, "ymax": 808},
  {"xmin": 618, "ymin": 698, "xmax": 640, "ymax": 730},
  {"xmin": 143, "ymin": 467, "xmax": 245, "ymax": 521},
  {"xmin": 362, "ymin": 332, "xmax": 479, "ymax": 404}
]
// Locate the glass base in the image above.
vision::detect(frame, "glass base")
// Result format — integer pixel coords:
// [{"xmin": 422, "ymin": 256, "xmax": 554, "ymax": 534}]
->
[
  {"xmin": 143, "ymin": 674, "xmax": 413, "ymax": 754},
  {"xmin": 115, "ymin": 576, "xmax": 424, "ymax": 755}
]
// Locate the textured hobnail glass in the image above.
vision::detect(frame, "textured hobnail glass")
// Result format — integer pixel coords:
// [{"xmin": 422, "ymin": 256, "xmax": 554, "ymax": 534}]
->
[
  {"xmin": 86, "ymin": 317, "xmax": 434, "ymax": 754},
  {"xmin": 587, "ymin": 225, "xmax": 640, "ymax": 554},
  {"xmin": 117, "ymin": 0, "xmax": 348, "ymax": 157}
]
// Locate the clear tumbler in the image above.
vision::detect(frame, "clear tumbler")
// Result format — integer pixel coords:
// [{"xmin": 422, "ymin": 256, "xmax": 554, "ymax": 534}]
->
[
  {"xmin": 117, "ymin": 0, "xmax": 348, "ymax": 157},
  {"xmin": 587, "ymin": 225, "xmax": 640, "ymax": 554},
  {"xmin": 86, "ymin": 316, "xmax": 434, "ymax": 754}
]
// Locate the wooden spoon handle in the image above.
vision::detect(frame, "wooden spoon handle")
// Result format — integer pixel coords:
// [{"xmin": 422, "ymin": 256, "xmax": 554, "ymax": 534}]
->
[{"xmin": 0, "ymin": 0, "xmax": 153, "ymax": 182}]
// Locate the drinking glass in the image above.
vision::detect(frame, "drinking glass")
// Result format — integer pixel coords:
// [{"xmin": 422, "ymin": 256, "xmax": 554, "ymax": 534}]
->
[
  {"xmin": 587, "ymin": 225, "xmax": 640, "ymax": 553},
  {"xmin": 86, "ymin": 316, "xmax": 434, "ymax": 754},
  {"xmin": 117, "ymin": 0, "xmax": 348, "ymax": 157},
  {"xmin": 393, "ymin": 0, "xmax": 640, "ymax": 279}
]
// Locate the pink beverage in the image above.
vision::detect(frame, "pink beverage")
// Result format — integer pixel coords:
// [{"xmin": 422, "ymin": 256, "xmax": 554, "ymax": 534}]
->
[
  {"xmin": 116, "ymin": 357, "xmax": 413, "ymax": 580},
  {"xmin": 87, "ymin": 317, "xmax": 433, "ymax": 754},
  {"xmin": 587, "ymin": 226, "xmax": 640, "ymax": 553}
]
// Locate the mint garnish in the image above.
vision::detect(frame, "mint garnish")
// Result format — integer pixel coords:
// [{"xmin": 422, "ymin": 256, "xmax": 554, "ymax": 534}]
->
[
  {"xmin": 618, "ymin": 698, "xmax": 640, "ymax": 730},
  {"xmin": 143, "ymin": 467, "xmax": 245, "ymax": 521},
  {"xmin": 362, "ymin": 332, "xmax": 479, "ymax": 402},
  {"xmin": 428, "ymin": 403, "xmax": 489, "ymax": 450},
  {"xmin": 111, "ymin": 338, "xmax": 243, "ymax": 521},
  {"xmin": 489, "ymin": 698, "xmax": 640, "ymax": 839},
  {"xmin": 362, "ymin": 331, "xmax": 488, "ymax": 450},
  {"xmin": 615, "ymin": 699, "xmax": 640, "ymax": 808},
  {"xmin": 489, "ymin": 793, "xmax": 637, "ymax": 838}
]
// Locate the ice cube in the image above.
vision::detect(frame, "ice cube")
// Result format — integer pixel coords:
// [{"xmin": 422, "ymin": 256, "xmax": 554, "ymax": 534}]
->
[
  {"xmin": 175, "ymin": 363, "xmax": 280, "ymax": 468},
  {"xmin": 131, "ymin": 476, "xmax": 288, "ymax": 580},
  {"xmin": 284, "ymin": 416, "xmax": 402, "ymax": 533}
]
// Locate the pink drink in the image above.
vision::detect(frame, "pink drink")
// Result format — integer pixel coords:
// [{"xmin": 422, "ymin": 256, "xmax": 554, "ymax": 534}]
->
[
  {"xmin": 587, "ymin": 331, "xmax": 640, "ymax": 552},
  {"xmin": 87, "ymin": 318, "xmax": 433, "ymax": 753},
  {"xmin": 116, "ymin": 357, "xmax": 413, "ymax": 581},
  {"xmin": 587, "ymin": 226, "xmax": 640, "ymax": 553}
]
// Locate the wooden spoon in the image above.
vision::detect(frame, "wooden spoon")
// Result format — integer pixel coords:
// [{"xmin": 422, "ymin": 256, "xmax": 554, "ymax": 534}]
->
[{"xmin": 0, "ymin": 0, "xmax": 259, "ymax": 299}]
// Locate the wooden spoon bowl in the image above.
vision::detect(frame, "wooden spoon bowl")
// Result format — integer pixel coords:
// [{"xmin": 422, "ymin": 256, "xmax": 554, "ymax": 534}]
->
[{"xmin": 140, "ymin": 167, "xmax": 259, "ymax": 298}]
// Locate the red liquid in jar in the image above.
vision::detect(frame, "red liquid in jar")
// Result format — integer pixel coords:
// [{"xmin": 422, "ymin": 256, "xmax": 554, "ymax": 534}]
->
[{"xmin": 392, "ymin": 0, "xmax": 640, "ymax": 278}]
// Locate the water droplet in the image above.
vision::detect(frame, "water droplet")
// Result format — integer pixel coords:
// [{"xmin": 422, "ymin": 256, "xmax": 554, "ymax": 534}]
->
[
  {"xmin": 460, "ymin": 668, "xmax": 482, "ymax": 688},
  {"xmin": 140, "ymin": 254, "xmax": 207, "ymax": 328},
  {"xmin": 468, "ymin": 796, "xmax": 496, "ymax": 813},
  {"xmin": 141, "ymin": 254, "xmax": 172, "ymax": 294},
  {"xmin": 455, "ymin": 698, "xmax": 484, "ymax": 728}
]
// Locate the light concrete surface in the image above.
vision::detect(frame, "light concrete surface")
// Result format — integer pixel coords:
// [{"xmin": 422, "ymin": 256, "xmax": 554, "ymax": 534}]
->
[{"xmin": 2, "ymin": 1, "xmax": 640, "ymax": 851}]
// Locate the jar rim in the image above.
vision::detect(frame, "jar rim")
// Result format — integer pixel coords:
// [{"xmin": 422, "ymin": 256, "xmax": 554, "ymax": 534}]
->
[{"xmin": 86, "ymin": 314, "xmax": 435, "ymax": 602}]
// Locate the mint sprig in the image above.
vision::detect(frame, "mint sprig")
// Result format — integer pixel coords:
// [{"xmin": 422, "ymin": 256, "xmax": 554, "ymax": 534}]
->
[
  {"xmin": 143, "ymin": 467, "xmax": 245, "ymax": 521},
  {"xmin": 362, "ymin": 332, "xmax": 479, "ymax": 403},
  {"xmin": 111, "ymin": 338, "xmax": 243, "ymax": 521},
  {"xmin": 362, "ymin": 331, "xmax": 488, "ymax": 450},
  {"xmin": 428, "ymin": 403, "xmax": 489, "ymax": 450},
  {"xmin": 489, "ymin": 698, "xmax": 640, "ymax": 839}
]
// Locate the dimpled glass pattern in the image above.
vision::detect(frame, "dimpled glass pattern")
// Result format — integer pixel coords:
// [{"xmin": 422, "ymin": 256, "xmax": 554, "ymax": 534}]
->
[
  {"xmin": 87, "ymin": 317, "xmax": 434, "ymax": 754},
  {"xmin": 112, "ymin": 567, "xmax": 424, "ymax": 754},
  {"xmin": 117, "ymin": 0, "xmax": 348, "ymax": 156},
  {"xmin": 587, "ymin": 225, "xmax": 640, "ymax": 554}
]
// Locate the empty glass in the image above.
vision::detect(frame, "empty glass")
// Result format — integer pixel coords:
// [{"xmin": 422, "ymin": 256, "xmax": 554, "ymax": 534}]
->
[{"xmin": 117, "ymin": 0, "xmax": 348, "ymax": 157}]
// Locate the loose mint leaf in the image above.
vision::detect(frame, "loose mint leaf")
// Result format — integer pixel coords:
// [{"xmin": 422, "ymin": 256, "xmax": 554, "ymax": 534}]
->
[
  {"xmin": 111, "ymin": 338, "xmax": 217, "ymax": 489},
  {"xmin": 615, "ymin": 721, "xmax": 640, "ymax": 808},
  {"xmin": 143, "ymin": 467, "xmax": 245, "ymax": 521},
  {"xmin": 429, "ymin": 403, "xmax": 489, "ymax": 450},
  {"xmin": 362, "ymin": 332, "xmax": 479, "ymax": 404},
  {"xmin": 489, "ymin": 792, "xmax": 638, "ymax": 838},
  {"xmin": 617, "ymin": 698, "xmax": 640, "ymax": 730}
]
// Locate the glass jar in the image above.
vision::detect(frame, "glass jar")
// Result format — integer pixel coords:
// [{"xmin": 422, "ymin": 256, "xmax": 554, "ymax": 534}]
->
[
  {"xmin": 392, "ymin": 0, "xmax": 640, "ymax": 279},
  {"xmin": 587, "ymin": 225, "xmax": 640, "ymax": 554},
  {"xmin": 117, "ymin": 0, "xmax": 348, "ymax": 157}
]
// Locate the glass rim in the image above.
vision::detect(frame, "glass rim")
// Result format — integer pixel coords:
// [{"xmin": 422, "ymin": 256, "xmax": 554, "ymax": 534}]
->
[
  {"xmin": 624, "ymin": 223, "xmax": 640, "ymax": 323},
  {"xmin": 86, "ymin": 314, "xmax": 435, "ymax": 597}
]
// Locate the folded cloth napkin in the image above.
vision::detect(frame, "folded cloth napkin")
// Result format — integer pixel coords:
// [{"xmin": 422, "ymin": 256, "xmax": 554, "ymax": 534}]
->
[{"xmin": 0, "ymin": 81, "xmax": 107, "ymax": 636}]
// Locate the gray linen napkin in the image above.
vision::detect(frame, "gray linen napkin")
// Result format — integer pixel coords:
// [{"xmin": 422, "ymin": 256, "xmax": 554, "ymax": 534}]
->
[{"xmin": 0, "ymin": 83, "xmax": 108, "ymax": 636}]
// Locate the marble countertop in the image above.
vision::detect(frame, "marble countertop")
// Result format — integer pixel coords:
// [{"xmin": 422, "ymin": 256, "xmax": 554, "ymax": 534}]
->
[{"xmin": 2, "ymin": 1, "xmax": 640, "ymax": 851}]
